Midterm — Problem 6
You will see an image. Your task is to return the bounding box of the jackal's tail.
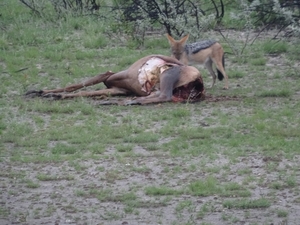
[217,53,225,81]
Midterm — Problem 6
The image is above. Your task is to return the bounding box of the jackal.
[166,34,228,89]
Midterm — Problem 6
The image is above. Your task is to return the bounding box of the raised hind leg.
[204,58,217,88]
[211,52,228,89]
[213,61,228,89]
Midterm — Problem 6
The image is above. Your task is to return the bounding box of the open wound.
[172,78,205,102]
[138,57,172,94]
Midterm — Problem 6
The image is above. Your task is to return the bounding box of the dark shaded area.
[19,0,100,16]
[172,78,205,102]
[115,0,225,36]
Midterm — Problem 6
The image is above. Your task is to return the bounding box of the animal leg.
[25,71,115,97]
[123,90,161,105]
[43,71,115,94]
[43,87,131,99]
[124,92,170,105]
[212,53,228,89]
[125,67,180,105]
[205,59,216,88]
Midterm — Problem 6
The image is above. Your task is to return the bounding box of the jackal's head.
[166,34,189,61]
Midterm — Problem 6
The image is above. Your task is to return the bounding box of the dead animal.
[25,55,205,105]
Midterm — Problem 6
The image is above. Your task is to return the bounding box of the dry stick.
[240,30,251,55]
[250,24,270,46]
[218,29,252,56]
[274,24,291,39]
[19,0,41,17]
[217,29,238,56]
[15,68,29,73]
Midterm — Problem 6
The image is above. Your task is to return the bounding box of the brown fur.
[25,55,205,105]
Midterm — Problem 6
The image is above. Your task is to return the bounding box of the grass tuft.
[123,132,160,143]
[51,143,77,154]
[257,89,292,98]
[277,209,288,217]
[262,40,288,54]
[250,57,267,66]
[144,186,183,196]
[223,198,270,209]
[188,177,220,196]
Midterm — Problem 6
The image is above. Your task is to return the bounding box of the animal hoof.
[98,100,118,105]
[25,90,43,97]
[42,93,62,100]
[123,100,141,106]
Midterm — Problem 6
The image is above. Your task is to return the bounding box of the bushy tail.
[217,53,225,81]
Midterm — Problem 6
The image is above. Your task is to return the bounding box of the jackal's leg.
[205,59,216,88]
[212,55,228,89]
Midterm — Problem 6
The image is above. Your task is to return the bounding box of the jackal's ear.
[165,33,176,44]
[179,34,189,45]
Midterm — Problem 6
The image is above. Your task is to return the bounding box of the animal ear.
[179,34,189,45]
[166,33,176,45]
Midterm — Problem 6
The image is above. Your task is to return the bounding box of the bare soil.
[1,147,299,225]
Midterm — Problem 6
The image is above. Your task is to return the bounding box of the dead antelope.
[166,34,228,89]
[26,55,205,105]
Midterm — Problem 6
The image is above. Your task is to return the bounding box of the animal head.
[166,34,189,60]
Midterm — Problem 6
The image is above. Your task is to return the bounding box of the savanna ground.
[1,1,300,225]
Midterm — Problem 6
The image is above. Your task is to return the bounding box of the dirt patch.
[204,94,242,102]
[1,147,299,225]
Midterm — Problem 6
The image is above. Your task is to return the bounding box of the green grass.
[223,198,271,209]
[287,41,300,60]
[123,132,160,143]
[37,173,74,181]
[1,1,300,224]
[228,69,245,79]
[145,186,183,196]
[257,89,292,98]
[250,57,267,66]
[262,40,289,54]
[25,180,40,189]
[277,209,288,217]
[0,207,9,217]
[188,177,220,196]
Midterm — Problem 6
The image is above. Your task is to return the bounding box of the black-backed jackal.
[166,34,228,89]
